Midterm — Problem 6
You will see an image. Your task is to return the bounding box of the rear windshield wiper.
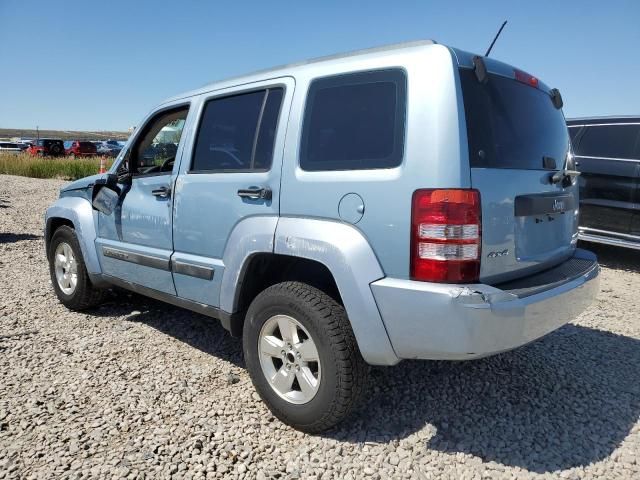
[551,153,580,187]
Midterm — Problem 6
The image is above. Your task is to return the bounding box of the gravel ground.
[0,173,639,480]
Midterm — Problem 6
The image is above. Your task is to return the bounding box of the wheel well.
[229,254,342,337]
[45,217,74,258]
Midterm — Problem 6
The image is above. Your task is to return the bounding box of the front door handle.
[151,186,171,198]
[237,186,272,200]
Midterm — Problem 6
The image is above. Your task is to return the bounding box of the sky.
[0,0,638,132]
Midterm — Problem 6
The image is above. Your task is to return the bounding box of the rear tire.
[243,281,368,433]
[48,226,106,310]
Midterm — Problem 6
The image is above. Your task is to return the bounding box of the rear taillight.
[410,189,481,283]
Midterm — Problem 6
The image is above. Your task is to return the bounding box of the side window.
[130,106,189,176]
[574,124,640,160]
[300,69,406,171]
[191,87,284,172]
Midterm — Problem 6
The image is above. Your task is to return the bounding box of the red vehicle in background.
[65,140,97,158]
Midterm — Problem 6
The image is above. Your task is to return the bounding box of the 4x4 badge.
[487,249,509,258]
[553,199,565,212]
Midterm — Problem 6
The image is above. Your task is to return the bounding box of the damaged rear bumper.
[370,249,600,361]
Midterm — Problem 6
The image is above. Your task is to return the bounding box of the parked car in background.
[567,116,640,249]
[93,141,121,157]
[65,140,98,158]
[27,139,65,157]
[0,142,23,153]
[45,40,599,432]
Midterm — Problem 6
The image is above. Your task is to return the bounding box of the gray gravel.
[1,173,639,480]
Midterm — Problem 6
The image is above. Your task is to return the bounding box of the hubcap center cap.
[286,352,296,364]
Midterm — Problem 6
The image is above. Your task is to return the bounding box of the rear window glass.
[459,68,569,170]
[79,142,95,148]
[573,124,640,160]
[300,69,406,171]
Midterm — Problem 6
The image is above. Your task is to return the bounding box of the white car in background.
[0,142,23,153]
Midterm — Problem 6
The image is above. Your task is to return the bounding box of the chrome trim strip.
[575,155,640,163]
[568,122,640,127]
[102,246,170,271]
[578,232,640,251]
[579,227,640,241]
[172,259,215,280]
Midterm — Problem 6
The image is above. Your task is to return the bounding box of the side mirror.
[91,174,121,215]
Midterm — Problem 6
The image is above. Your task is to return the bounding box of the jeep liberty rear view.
[45,41,599,432]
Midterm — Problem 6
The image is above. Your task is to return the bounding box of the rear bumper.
[370,248,599,361]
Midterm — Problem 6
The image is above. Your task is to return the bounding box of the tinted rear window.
[79,142,95,148]
[300,69,406,171]
[460,68,569,170]
[573,124,640,160]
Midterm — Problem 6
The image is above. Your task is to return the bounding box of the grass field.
[0,153,113,180]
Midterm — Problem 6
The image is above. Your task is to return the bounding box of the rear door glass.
[459,68,569,170]
[191,87,283,172]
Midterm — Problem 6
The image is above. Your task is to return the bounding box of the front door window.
[126,107,188,176]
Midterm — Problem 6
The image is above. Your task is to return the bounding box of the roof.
[161,39,437,105]
[567,116,640,126]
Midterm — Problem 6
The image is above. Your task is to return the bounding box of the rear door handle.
[151,186,171,198]
[237,186,272,200]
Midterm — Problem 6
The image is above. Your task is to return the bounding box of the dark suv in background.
[568,117,640,250]
[27,139,66,157]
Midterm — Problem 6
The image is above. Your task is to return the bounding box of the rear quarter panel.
[279,44,469,279]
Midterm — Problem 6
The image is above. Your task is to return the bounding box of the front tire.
[48,226,106,310]
[243,281,368,433]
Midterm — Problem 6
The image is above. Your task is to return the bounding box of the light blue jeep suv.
[45,40,600,432]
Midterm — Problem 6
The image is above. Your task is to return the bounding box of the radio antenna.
[485,20,507,57]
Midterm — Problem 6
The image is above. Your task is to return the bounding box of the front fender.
[44,197,101,275]
[273,217,399,366]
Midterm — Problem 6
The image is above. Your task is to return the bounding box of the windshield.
[459,68,569,170]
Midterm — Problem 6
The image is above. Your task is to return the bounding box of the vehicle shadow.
[86,290,639,473]
[89,291,244,368]
[580,240,640,274]
[328,324,640,473]
[0,233,41,244]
